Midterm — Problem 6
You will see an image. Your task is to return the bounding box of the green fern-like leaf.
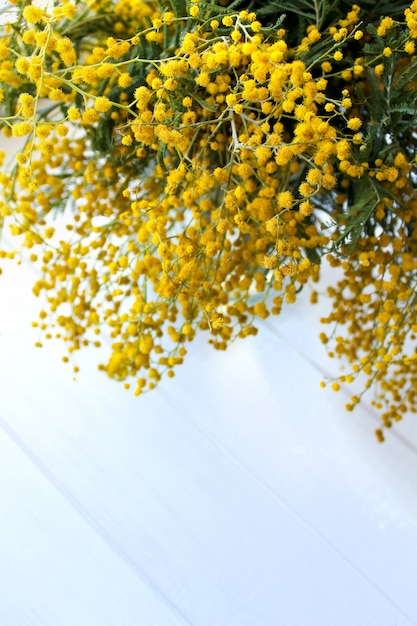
[333,179,379,254]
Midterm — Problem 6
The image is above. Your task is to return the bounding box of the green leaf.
[333,179,379,255]
[304,245,321,265]
[170,0,187,18]
[157,142,168,172]
[389,105,417,117]
[192,93,218,112]
[90,116,115,153]
[392,60,417,95]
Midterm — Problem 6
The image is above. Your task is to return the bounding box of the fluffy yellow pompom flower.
[94,97,112,113]
[347,117,362,131]
[23,5,44,24]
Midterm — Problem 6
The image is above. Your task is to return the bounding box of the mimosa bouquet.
[1,0,417,440]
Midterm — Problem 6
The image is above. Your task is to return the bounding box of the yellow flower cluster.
[1,0,417,437]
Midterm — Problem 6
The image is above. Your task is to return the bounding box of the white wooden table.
[0,150,416,625]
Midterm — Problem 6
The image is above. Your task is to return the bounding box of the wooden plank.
[0,426,192,626]
[1,220,417,625]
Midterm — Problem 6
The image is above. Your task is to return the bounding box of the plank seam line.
[0,414,193,626]
[160,387,415,625]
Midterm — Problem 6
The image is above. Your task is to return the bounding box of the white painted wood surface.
[0,147,417,624]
